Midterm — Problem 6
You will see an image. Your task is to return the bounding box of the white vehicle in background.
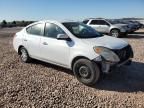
[83,18,129,38]
[13,20,133,86]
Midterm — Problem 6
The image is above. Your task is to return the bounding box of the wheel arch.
[18,45,24,55]
[110,28,120,32]
[71,56,102,73]
[71,56,90,70]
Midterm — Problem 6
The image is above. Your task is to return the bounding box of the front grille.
[113,45,133,63]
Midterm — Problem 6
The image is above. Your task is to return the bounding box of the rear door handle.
[24,39,27,41]
[43,42,48,45]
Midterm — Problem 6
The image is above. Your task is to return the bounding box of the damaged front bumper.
[93,56,132,73]
[93,44,133,73]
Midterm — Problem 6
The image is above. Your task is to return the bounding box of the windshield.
[62,22,103,38]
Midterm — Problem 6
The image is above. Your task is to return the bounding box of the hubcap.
[111,30,118,37]
[21,49,27,61]
[79,66,91,78]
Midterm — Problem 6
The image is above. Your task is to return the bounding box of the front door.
[98,20,110,33]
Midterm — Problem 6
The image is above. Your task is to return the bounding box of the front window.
[44,23,66,38]
[90,20,99,25]
[62,22,103,38]
[90,20,109,25]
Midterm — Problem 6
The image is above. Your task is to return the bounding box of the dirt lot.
[0,27,144,108]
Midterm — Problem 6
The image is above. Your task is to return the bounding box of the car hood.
[81,35,128,49]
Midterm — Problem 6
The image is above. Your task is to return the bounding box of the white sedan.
[13,20,133,86]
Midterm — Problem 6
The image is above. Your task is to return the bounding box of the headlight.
[93,46,120,62]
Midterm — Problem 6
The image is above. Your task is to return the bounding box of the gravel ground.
[0,27,144,108]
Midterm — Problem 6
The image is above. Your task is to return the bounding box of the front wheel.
[73,59,100,86]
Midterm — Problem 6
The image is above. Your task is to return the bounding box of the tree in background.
[0,20,35,28]
[1,20,7,27]
[12,21,16,27]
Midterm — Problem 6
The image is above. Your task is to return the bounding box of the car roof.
[37,20,61,24]
[83,18,106,21]
[25,20,81,28]
[36,20,80,24]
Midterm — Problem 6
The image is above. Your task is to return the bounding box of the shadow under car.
[31,59,144,93]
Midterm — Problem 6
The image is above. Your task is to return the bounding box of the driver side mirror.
[57,34,71,41]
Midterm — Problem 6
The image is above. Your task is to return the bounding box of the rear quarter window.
[26,23,43,36]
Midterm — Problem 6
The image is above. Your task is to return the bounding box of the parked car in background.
[83,18,129,38]
[110,19,140,33]
[127,20,143,29]
[13,20,133,86]
[134,20,144,28]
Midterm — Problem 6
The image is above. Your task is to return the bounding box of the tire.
[123,33,128,37]
[110,29,120,38]
[19,47,31,63]
[73,59,100,86]
[120,33,128,38]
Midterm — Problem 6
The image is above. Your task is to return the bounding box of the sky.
[0,0,144,22]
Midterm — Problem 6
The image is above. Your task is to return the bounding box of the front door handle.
[43,42,48,45]
[24,39,27,41]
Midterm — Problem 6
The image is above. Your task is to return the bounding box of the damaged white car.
[13,20,133,86]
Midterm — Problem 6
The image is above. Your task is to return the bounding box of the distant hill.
[122,18,144,20]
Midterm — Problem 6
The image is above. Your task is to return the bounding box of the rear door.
[24,23,44,58]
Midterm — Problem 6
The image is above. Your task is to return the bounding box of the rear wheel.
[73,59,100,86]
[19,47,31,63]
[110,29,120,38]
